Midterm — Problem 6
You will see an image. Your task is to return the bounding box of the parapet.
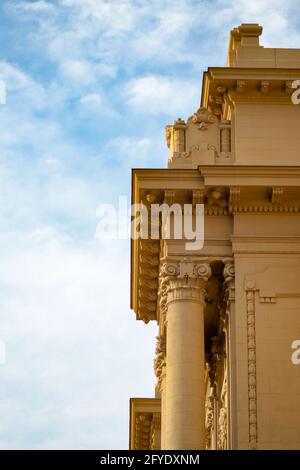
[227,23,300,68]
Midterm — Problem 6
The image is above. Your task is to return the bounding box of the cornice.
[199,165,300,186]
[207,67,300,81]
[232,236,300,254]
[201,67,300,116]
[232,236,300,243]
[132,168,204,190]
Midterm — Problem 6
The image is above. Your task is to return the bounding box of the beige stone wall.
[234,253,300,449]
[256,296,300,449]
[234,104,300,165]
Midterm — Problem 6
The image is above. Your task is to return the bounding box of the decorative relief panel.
[244,279,258,450]
[166,107,234,167]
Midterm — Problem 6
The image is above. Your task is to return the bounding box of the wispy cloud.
[124,75,199,117]
[12,0,56,13]
[0,230,157,449]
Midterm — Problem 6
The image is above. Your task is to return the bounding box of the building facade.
[129,24,300,450]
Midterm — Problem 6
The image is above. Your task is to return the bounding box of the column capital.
[222,257,235,306]
[161,258,211,280]
[160,258,211,305]
[223,257,235,285]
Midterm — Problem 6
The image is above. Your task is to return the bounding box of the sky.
[0,0,300,450]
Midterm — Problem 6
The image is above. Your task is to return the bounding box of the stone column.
[161,259,211,450]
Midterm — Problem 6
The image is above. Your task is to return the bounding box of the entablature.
[201,67,300,118]
[131,167,300,323]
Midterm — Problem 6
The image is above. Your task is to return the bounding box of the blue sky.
[0,0,300,450]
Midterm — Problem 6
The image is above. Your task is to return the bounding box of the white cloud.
[61,0,136,35]
[0,231,157,449]
[12,1,55,12]
[207,0,300,48]
[59,59,96,86]
[0,61,49,114]
[80,93,103,109]
[0,61,34,91]
[124,75,199,117]
[56,58,116,102]
[7,0,300,74]
[0,91,159,447]
[102,136,155,165]
[78,92,120,120]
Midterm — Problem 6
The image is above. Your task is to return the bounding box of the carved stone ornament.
[229,187,240,205]
[271,186,283,205]
[159,259,211,307]
[135,413,152,450]
[236,80,246,94]
[188,107,218,130]
[174,117,186,127]
[260,80,270,94]
[285,80,294,95]
[206,187,228,208]
[218,407,227,450]
[223,260,235,285]
[218,375,228,450]
[153,335,166,394]
[138,239,159,324]
[205,395,214,450]
[150,414,161,450]
[165,126,172,148]
[244,279,258,450]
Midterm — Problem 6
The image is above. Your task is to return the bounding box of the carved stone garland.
[153,334,166,397]
[218,375,228,450]
[205,394,214,450]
